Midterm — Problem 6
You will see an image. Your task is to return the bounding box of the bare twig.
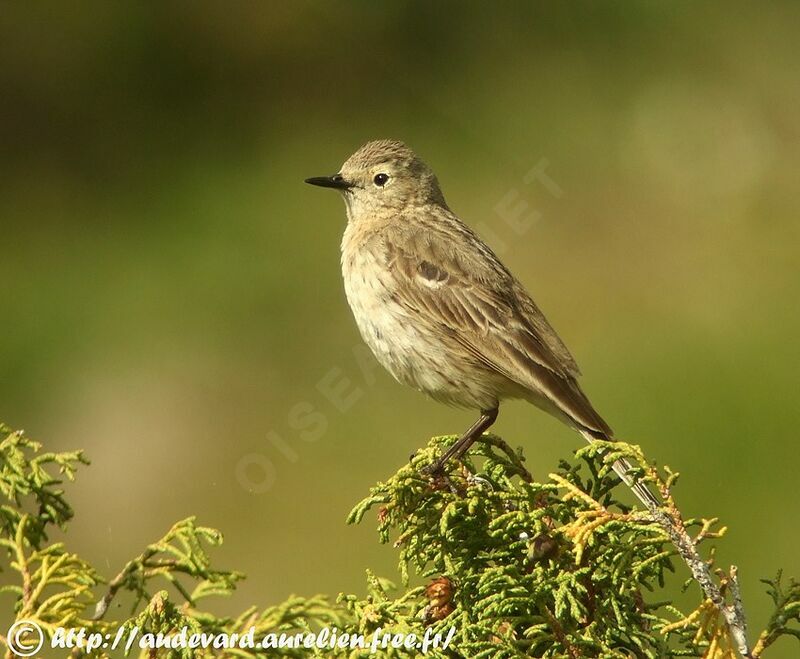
[587,436,754,658]
[92,548,157,620]
[729,566,750,656]
[652,504,751,657]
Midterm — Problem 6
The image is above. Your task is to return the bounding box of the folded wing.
[384,215,612,437]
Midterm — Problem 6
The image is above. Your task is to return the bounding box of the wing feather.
[384,215,612,436]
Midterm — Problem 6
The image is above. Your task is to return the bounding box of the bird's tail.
[578,429,661,511]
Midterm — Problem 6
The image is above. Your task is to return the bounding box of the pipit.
[306,140,655,506]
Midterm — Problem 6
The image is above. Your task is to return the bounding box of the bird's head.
[305,139,447,216]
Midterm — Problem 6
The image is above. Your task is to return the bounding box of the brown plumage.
[378,210,612,438]
[306,140,646,487]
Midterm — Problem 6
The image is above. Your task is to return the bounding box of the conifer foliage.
[0,423,797,658]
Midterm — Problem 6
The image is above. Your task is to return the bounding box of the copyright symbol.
[7,619,44,657]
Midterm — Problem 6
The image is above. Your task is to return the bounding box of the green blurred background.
[1,2,797,655]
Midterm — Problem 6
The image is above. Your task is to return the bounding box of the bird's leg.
[423,407,499,475]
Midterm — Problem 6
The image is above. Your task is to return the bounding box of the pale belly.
[341,249,504,410]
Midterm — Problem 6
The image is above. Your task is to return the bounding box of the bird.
[305,139,657,508]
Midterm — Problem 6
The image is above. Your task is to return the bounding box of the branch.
[588,440,753,657]
[92,547,157,620]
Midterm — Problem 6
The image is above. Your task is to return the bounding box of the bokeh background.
[1,2,798,655]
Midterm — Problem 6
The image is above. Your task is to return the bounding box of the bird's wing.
[383,214,611,436]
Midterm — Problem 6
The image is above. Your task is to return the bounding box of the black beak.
[304,173,352,190]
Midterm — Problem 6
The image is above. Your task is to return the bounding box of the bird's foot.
[417,459,457,494]
[419,459,446,477]
[428,472,460,495]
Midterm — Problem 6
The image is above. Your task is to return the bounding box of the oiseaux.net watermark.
[6,619,456,656]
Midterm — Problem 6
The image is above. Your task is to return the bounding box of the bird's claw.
[420,461,445,477]
[420,460,471,496]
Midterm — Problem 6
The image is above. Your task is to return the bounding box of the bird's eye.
[373,173,389,187]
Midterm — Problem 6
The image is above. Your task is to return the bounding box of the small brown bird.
[306,140,654,505]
